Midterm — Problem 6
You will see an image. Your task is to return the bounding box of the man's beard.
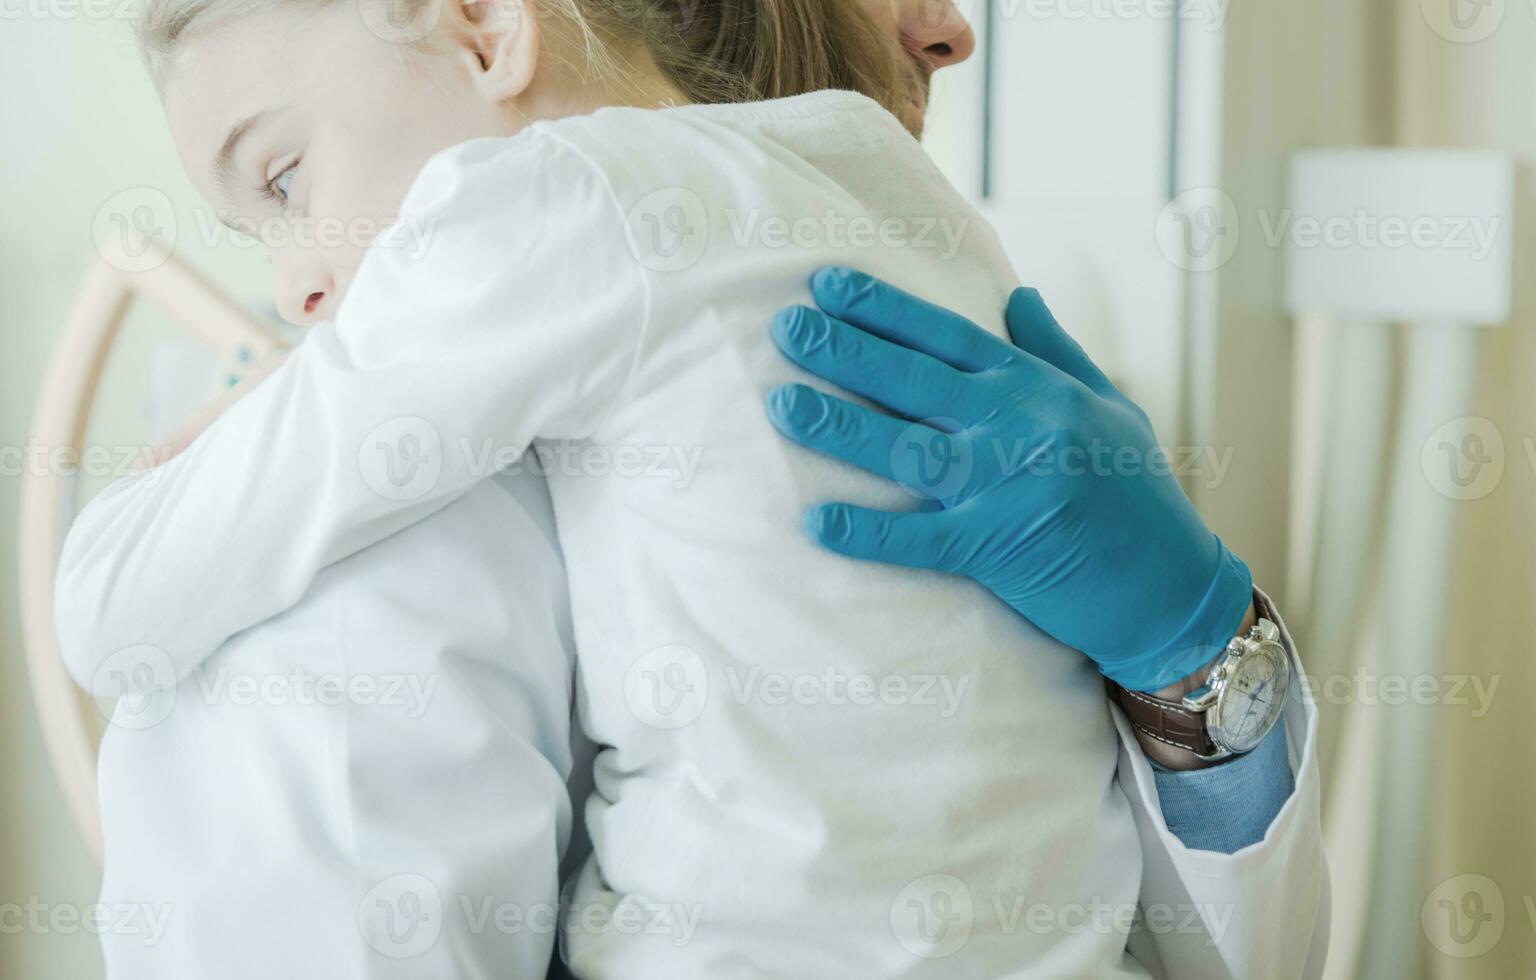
[895,63,933,138]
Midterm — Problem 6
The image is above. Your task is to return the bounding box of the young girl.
[58,0,1157,977]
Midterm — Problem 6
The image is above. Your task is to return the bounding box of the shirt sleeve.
[1152,719,1294,853]
[54,130,649,695]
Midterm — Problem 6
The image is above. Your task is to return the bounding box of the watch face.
[1209,643,1289,754]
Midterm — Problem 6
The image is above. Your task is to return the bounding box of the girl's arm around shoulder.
[55,131,650,692]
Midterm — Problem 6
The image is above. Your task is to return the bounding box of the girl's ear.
[458,0,540,101]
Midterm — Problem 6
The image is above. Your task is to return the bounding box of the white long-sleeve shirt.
[57,90,1325,978]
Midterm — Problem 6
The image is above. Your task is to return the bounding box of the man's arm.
[1114,591,1327,978]
[1136,601,1258,770]
[1140,594,1297,850]
[1137,598,1299,854]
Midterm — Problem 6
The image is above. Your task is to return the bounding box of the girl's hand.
[132,349,290,471]
[764,268,1253,693]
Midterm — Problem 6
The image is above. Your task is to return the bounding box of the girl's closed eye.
[262,155,301,205]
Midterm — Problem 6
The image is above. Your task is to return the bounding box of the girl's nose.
[275,263,336,326]
[901,0,977,70]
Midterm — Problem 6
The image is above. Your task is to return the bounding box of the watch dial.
[1212,647,1287,754]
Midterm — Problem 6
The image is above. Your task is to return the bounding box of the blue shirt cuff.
[1152,721,1293,853]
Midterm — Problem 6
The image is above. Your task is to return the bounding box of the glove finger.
[810,266,1015,373]
[771,306,978,424]
[1005,288,1120,399]
[768,385,976,503]
[804,503,964,574]
[767,384,960,497]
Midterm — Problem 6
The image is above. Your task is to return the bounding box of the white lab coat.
[87,470,583,980]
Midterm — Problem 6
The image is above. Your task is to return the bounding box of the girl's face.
[163,0,550,324]
[163,0,975,327]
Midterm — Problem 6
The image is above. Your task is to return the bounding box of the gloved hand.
[765,267,1253,692]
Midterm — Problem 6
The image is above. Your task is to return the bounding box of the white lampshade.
[1284,149,1515,325]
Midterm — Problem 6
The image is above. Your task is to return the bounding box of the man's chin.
[896,77,931,138]
[898,107,926,139]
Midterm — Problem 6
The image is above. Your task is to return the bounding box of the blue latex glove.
[765,267,1253,692]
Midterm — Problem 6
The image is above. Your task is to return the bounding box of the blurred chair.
[17,236,283,861]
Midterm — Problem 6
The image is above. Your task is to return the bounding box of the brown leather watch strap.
[1105,680,1218,757]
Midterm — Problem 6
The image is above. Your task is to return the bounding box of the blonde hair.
[136,0,915,118]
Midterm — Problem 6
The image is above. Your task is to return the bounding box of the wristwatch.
[1107,618,1290,761]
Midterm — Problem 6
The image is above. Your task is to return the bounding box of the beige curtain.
[1295,6,1536,977]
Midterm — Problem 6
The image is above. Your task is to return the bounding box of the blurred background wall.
[4,0,1535,976]
[0,13,270,978]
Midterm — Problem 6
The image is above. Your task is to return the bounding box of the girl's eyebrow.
[213,108,277,198]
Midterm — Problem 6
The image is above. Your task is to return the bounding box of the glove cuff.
[1101,539,1255,693]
